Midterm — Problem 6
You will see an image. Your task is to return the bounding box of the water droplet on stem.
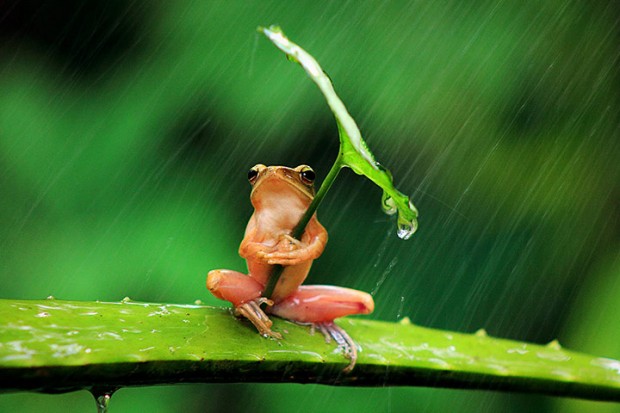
[91,388,116,413]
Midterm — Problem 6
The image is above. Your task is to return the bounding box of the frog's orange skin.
[207,164,374,329]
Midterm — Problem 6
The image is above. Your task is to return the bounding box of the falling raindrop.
[395,295,405,320]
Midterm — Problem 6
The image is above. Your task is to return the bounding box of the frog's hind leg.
[316,322,359,373]
[269,285,374,371]
[207,269,262,306]
[269,285,374,323]
[207,270,282,339]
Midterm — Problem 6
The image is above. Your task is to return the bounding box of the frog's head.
[248,164,315,209]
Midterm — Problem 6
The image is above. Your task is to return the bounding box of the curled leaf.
[260,25,418,239]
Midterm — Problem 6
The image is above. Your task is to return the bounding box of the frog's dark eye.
[247,167,259,184]
[299,166,315,185]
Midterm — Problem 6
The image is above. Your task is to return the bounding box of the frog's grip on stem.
[316,322,358,373]
[234,298,282,339]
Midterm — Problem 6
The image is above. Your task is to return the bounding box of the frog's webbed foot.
[234,298,282,339]
[315,322,358,373]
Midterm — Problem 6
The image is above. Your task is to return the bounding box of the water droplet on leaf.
[375,162,385,172]
[398,316,412,325]
[381,192,419,239]
[397,213,418,240]
[474,328,488,337]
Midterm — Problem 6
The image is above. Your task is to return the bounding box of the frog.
[207,164,374,372]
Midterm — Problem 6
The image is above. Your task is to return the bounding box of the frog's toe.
[316,322,358,373]
[266,257,304,266]
[262,250,306,266]
[235,300,282,339]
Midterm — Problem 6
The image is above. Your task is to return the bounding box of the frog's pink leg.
[207,270,282,339]
[206,269,263,306]
[269,285,374,323]
[269,285,374,372]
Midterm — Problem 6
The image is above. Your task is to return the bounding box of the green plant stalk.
[292,155,343,240]
[259,25,421,298]
[263,155,343,298]
[1,299,619,401]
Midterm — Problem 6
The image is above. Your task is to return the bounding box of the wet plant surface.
[0,1,618,412]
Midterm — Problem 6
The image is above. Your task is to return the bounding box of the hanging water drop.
[91,388,116,413]
[96,393,111,413]
[397,222,414,240]
[396,212,418,240]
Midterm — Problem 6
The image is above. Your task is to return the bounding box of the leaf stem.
[263,155,343,298]
[293,155,343,239]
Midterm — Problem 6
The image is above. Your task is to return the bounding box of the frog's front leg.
[259,219,328,266]
[207,269,282,339]
[269,285,374,372]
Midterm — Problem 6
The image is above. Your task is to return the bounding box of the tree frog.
[207,164,374,371]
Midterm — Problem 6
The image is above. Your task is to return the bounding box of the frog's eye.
[248,165,262,184]
[299,166,315,185]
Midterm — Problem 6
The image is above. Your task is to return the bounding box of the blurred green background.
[0,1,618,412]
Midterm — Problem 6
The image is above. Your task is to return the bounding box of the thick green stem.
[293,156,343,239]
[263,156,344,298]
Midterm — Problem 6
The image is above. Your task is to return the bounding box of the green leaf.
[1,299,620,402]
[259,25,418,239]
